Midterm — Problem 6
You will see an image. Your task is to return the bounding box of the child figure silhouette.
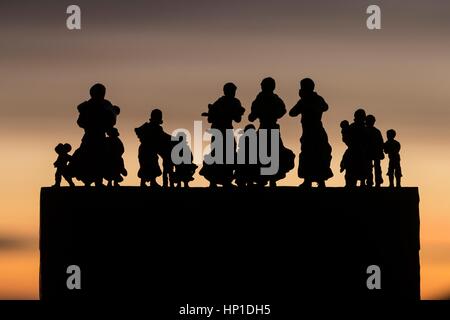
[171,133,198,188]
[339,120,351,186]
[384,129,402,188]
[53,143,75,187]
[105,128,128,187]
[235,124,260,187]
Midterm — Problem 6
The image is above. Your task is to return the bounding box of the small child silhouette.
[105,128,128,187]
[384,129,402,188]
[339,120,351,186]
[171,133,198,188]
[53,143,75,187]
[235,124,259,187]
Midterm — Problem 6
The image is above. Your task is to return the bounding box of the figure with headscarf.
[289,78,333,188]
[69,83,120,186]
[249,77,295,187]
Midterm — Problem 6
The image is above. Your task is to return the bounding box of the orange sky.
[1,0,450,299]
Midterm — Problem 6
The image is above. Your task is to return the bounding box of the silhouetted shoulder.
[316,94,328,111]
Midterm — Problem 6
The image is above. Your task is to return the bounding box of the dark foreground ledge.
[40,187,420,302]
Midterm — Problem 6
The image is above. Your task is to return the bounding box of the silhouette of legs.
[389,175,394,188]
[54,172,62,187]
[374,160,383,187]
[367,160,383,187]
[396,174,402,188]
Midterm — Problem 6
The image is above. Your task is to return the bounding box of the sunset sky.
[1,0,450,299]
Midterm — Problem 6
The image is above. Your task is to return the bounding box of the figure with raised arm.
[200,82,245,187]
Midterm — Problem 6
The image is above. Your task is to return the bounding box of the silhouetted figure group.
[54,84,127,187]
[52,81,403,188]
[135,109,197,187]
[340,109,402,188]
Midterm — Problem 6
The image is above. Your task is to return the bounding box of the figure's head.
[150,108,163,124]
[387,129,396,140]
[354,108,367,123]
[366,115,376,127]
[223,82,237,97]
[112,105,121,115]
[340,120,350,129]
[300,78,315,92]
[107,128,119,138]
[261,77,276,92]
[89,83,106,100]
[55,143,72,154]
[244,124,256,132]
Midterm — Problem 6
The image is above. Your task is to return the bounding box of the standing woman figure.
[249,77,295,187]
[289,78,333,188]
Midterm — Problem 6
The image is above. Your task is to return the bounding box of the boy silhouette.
[384,129,402,188]
[365,115,384,187]
[53,143,75,187]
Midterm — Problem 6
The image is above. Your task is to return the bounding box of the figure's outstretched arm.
[289,100,302,117]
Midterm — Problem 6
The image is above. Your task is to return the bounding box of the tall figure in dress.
[249,77,295,187]
[69,83,119,186]
[289,78,333,188]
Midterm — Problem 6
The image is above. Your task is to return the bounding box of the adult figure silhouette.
[289,78,333,188]
[346,108,371,187]
[365,114,384,187]
[135,109,169,187]
[249,77,295,187]
[200,82,245,187]
[69,83,119,186]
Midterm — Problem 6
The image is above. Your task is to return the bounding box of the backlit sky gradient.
[1,0,450,299]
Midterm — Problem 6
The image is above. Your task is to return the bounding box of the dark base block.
[40,187,420,304]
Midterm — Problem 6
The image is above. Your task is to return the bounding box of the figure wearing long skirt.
[105,128,127,186]
[249,77,295,187]
[289,78,332,188]
[346,109,371,187]
[235,124,260,187]
[69,84,118,186]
